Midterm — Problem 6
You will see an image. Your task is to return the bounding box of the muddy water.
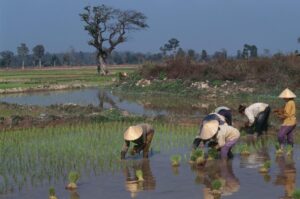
[3,145,300,199]
[0,88,299,120]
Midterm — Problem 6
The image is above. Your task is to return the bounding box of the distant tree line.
[1,39,299,68]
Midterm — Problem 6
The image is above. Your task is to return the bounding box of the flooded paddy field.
[0,122,299,199]
[0,88,299,198]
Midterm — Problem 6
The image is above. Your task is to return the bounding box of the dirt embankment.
[0,83,88,94]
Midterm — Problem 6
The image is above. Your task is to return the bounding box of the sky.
[1,0,300,55]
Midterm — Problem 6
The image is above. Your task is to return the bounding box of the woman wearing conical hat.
[121,123,154,159]
[199,120,240,159]
[275,88,297,149]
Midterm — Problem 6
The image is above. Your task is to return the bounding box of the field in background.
[0,65,137,90]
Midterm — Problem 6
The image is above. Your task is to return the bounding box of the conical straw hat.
[124,126,143,141]
[278,88,296,99]
[199,120,219,140]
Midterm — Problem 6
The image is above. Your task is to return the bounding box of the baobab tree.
[79,4,148,75]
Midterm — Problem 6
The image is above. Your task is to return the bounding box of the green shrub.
[49,187,56,196]
[292,189,300,199]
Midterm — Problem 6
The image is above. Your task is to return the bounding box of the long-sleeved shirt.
[216,124,240,148]
[282,100,296,126]
[121,123,154,157]
[244,103,269,125]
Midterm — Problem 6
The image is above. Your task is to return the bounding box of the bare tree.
[17,43,29,69]
[80,4,148,75]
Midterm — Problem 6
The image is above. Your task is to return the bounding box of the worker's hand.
[244,121,250,127]
[130,148,137,156]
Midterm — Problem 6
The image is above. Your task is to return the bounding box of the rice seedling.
[275,143,284,156]
[170,154,182,167]
[135,170,144,181]
[286,145,293,156]
[259,160,271,173]
[207,148,218,160]
[48,187,58,199]
[211,179,222,195]
[292,189,300,199]
[66,171,80,189]
[240,144,250,156]
[190,149,205,165]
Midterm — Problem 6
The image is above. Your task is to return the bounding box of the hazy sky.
[1,0,300,55]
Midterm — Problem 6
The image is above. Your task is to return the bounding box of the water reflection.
[69,190,80,199]
[274,155,296,199]
[191,160,240,198]
[123,160,156,198]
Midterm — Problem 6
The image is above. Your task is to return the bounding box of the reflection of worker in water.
[124,159,156,198]
[121,123,155,159]
[274,155,296,199]
[196,160,240,198]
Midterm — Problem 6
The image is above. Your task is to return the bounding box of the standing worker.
[275,88,297,149]
[121,123,154,159]
[238,103,271,137]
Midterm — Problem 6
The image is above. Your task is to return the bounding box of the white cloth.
[215,106,230,113]
[216,124,240,148]
[244,103,269,125]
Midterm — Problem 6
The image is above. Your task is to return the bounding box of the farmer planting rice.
[199,120,240,160]
[238,102,271,137]
[121,123,155,159]
[192,112,227,149]
[274,88,297,150]
[215,106,232,125]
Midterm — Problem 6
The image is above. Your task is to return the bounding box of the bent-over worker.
[199,120,240,159]
[121,123,154,159]
[238,102,271,136]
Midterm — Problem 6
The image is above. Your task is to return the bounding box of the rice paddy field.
[0,121,300,199]
[0,66,135,90]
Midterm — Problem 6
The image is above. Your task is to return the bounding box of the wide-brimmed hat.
[278,88,296,99]
[199,120,219,140]
[124,126,143,141]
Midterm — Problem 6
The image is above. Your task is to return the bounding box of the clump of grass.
[259,160,271,173]
[275,143,284,156]
[49,187,58,199]
[292,189,300,199]
[190,149,205,165]
[170,154,182,167]
[207,148,218,160]
[136,170,144,181]
[210,179,222,195]
[66,171,80,189]
[286,145,293,156]
[240,144,250,156]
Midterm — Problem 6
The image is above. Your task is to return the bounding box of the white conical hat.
[278,88,296,99]
[199,120,219,140]
[124,126,143,141]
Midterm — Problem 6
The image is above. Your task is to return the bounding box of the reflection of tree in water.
[274,155,296,199]
[123,159,156,198]
[191,160,240,198]
[98,91,118,110]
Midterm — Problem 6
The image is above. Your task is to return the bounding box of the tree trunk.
[39,59,42,68]
[22,60,25,70]
[98,55,108,75]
